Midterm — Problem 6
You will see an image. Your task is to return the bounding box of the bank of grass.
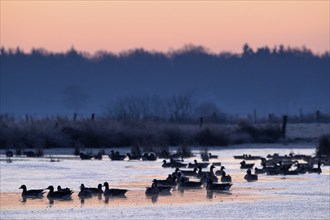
[0,115,283,154]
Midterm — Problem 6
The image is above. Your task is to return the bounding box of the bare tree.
[166,94,195,122]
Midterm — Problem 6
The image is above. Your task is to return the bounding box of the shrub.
[177,144,193,158]
[194,127,229,146]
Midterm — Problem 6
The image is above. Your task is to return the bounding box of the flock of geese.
[18,153,323,202]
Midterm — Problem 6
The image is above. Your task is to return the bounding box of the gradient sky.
[1,1,329,54]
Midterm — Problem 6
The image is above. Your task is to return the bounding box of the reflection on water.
[104,195,127,204]
[47,197,72,207]
[146,195,158,203]
[206,190,233,199]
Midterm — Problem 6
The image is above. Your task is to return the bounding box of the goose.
[46,185,73,199]
[162,160,172,168]
[194,159,209,168]
[240,160,254,169]
[142,152,157,161]
[208,153,218,159]
[103,182,128,197]
[187,160,209,168]
[126,153,141,161]
[212,162,222,167]
[6,150,13,158]
[206,178,232,191]
[152,179,172,194]
[57,185,73,194]
[177,173,203,188]
[78,184,93,198]
[174,167,197,177]
[197,165,216,179]
[19,185,44,198]
[145,181,159,196]
[109,150,126,161]
[80,153,93,160]
[200,173,218,184]
[220,171,232,183]
[254,167,266,174]
[215,166,226,176]
[170,159,187,168]
[154,174,177,187]
[94,152,103,160]
[85,184,103,194]
[244,169,258,182]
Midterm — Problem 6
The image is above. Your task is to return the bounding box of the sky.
[0,0,329,54]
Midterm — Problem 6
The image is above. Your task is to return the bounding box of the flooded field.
[1,143,329,219]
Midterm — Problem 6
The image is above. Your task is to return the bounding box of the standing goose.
[19,185,44,198]
[46,185,73,199]
[103,182,128,197]
[244,169,258,182]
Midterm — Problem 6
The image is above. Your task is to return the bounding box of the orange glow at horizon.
[1,1,329,54]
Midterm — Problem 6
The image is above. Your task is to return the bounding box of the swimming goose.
[174,167,197,177]
[103,182,128,196]
[78,184,93,198]
[154,174,177,187]
[208,153,218,159]
[177,173,203,188]
[145,181,160,196]
[162,160,173,168]
[200,173,218,183]
[19,185,44,198]
[254,167,267,174]
[240,160,255,169]
[46,185,73,199]
[215,166,226,176]
[80,153,93,160]
[244,169,258,182]
[220,171,232,183]
[197,165,216,179]
[109,150,126,161]
[194,159,209,168]
[126,153,141,161]
[57,185,73,194]
[152,179,172,194]
[85,184,103,194]
[212,162,222,167]
[172,168,197,177]
[170,159,187,168]
[206,178,232,191]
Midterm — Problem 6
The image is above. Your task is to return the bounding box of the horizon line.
[1,43,329,57]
